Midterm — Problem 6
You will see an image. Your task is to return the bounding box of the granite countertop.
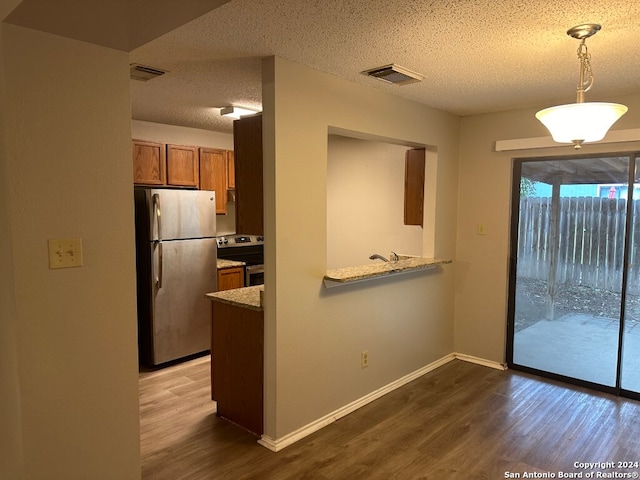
[217,259,246,269]
[323,256,452,287]
[206,285,264,311]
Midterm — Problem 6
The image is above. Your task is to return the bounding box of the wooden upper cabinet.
[227,150,235,190]
[404,148,426,227]
[199,148,228,214]
[234,114,263,235]
[133,140,166,185]
[166,144,199,187]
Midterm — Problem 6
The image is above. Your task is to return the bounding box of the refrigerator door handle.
[152,193,163,241]
[156,241,163,289]
[153,193,164,288]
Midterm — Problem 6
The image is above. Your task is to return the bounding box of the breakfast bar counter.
[323,256,452,288]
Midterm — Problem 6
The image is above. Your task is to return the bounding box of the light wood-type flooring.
[140,356,640,479]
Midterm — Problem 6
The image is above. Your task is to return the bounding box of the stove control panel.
[217,234,264,248]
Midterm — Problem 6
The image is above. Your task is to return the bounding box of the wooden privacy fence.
[517,197,640,295]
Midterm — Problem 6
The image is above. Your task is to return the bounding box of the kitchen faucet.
[369,252,399,263]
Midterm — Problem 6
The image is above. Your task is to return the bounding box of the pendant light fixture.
[535,24,628,149]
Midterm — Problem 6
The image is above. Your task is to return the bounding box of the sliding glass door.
[621,173,640,394]
[508,154,640,398]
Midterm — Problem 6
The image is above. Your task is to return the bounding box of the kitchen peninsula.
[206,285,264,435]
[324,256,452,288]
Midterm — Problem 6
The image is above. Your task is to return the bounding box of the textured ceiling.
[128,0,640,134]
[4,0,232,51]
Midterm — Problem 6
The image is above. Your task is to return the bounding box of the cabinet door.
[234,114,263,235]
[199,148,228,214]
[217,266,244,291]
[211,301,263,435]
[404,148,425,227]
[227,150,235,189]
[133,140,166,185]
[166,144,199,187]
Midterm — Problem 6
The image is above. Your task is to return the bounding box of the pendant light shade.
[536,24,628,149]
[536,102,628,146]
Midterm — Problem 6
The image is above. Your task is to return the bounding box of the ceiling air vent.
[130,64,168,82]
[362,64,423,85]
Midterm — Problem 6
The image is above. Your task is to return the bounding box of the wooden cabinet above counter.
[199,148,232,214]
[166,144,199,188]
[233,114,263,235]
[133,139,235,214]
[132,140,166,185]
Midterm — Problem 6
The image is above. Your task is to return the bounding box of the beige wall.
[1,24,140,479]
[455,92,640,364]
[0,3,23,477]
[131,119,233,149]
[262,56,460,440]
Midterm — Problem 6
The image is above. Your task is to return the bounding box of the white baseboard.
[453,352,507,371]
[258,352,504,452]
[259,353,455,452]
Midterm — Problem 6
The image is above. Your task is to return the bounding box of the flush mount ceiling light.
[535,24,628,149]
[219,106,259,119]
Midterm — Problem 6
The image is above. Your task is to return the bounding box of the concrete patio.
[514,314,640,392]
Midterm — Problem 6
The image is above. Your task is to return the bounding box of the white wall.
[1,24,140,479]
[262,56,460,441]
[131,119,236,234]
[327,135,424,269]
[455,92,640,364]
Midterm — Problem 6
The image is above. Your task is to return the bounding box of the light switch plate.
[477,223,487,235]
[48,238,83,269]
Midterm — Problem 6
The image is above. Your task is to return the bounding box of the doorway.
[507,153,640,399]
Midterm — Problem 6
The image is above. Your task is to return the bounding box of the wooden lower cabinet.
[217,266,244,291]
[211,301,263,435]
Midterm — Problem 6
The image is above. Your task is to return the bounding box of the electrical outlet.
[361,350,369,369]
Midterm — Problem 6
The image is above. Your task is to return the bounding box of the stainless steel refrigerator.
[134,187,217,366]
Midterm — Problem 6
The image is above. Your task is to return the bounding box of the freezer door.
[148,189,216,241]
[150,237,217,365]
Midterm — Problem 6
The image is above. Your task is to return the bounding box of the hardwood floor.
[140,356,640,479]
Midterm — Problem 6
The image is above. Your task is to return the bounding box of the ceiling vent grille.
[362,64,423,85]
[130,64,167,81]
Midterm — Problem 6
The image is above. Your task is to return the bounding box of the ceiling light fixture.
[219,106,259,119]
[535,24,628,149]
